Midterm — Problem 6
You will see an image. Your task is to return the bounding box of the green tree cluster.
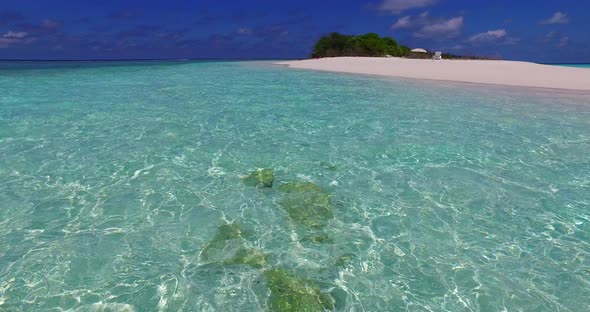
[311,32,411,58]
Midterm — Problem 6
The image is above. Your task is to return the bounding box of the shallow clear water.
[1,61,590,311]
[548,63,590,68]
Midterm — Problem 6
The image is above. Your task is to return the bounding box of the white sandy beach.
[277,57,590,91]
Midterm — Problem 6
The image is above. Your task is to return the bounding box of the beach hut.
[409,48,430,59]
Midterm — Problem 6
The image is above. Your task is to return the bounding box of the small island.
[276,32,590,91]
[311,32,490,60]
[311,32,411,58]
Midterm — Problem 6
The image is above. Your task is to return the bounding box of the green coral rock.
[277,182,334,228]
[319,292,336,310]
[277,182,323,193]
[301,232,334,244]
[335,253,355,267]
[243,168,274,188]
[213,223,243,241]
[201,223,243,262]
[226,247,267,268]
[201,223,265,268]
[265,269,334,312]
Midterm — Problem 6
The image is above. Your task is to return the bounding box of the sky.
[0,0,588,62]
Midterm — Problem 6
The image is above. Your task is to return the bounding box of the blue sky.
[0,0,588,62]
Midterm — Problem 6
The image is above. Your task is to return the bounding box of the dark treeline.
[311,32,411,58]
[312,32,499,60]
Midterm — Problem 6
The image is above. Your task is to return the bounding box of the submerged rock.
[225,247,267,268]
[265,268,334,312]
[277,182,323,193]
[277,182,334,228]
[213,223,243,240]
[300,232,334,244]
[200,223,243,263]
[201,222,266,268]
[319,292,336,310]
[242,168,274,188]
[334,253,355,267]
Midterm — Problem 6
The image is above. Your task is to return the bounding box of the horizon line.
[0,57,299,62]
[0,58,587,65]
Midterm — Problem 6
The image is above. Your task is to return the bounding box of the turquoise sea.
[1,60,590,311]
[549,63,590,68]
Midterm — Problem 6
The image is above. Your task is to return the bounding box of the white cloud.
[467,29,518,46]
[469,29,507,42]
[391,14,463,39]
[379,0,438,14]
[541,11,569,24]
[2,31,28,39]
[391,16,412,29]
[0,31,31,48]
[558,36,569,47]
[415,16,463,38]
